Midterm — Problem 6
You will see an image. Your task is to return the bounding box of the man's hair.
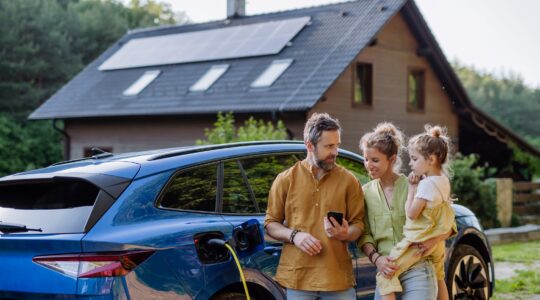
[303,113,341,145]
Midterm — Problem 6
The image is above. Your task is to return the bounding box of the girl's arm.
[406,185,427,219]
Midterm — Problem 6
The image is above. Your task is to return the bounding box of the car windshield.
[0,179,100,234]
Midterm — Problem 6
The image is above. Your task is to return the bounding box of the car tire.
[212,292,250,300]
[446,244,490,300]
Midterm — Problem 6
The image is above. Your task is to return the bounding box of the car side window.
[222,161,257,214]
[336,156,370,185]
[241,153,303,213]
[160,163,218,212]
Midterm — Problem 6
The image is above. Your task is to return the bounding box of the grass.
[491,241,540,299]
[492,240,540,263]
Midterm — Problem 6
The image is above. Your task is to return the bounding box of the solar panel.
[99,16,310,71]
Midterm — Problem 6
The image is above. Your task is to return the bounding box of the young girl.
[377,124,455,300]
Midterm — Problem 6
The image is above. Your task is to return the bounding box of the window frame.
[218,152,305,216]
[407,67,426,112]
[155,151,306,215]
[156,162,221,214]
[351,62,373,108]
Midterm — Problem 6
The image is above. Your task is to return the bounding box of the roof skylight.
[189,65,229,92]
[251,59,293,88]
[122,70,161,96]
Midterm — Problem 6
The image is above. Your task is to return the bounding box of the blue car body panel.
[0,234,83,295]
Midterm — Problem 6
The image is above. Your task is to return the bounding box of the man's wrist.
[289,229,300,245]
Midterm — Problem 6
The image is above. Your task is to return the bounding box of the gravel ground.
[495,261,540,280]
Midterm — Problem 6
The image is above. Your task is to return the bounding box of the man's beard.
[315,155,336,171]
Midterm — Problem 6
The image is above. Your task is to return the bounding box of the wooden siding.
[65,113,306,159]
[311,13,459,153]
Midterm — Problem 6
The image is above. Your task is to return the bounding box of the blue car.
[0,141,493,299]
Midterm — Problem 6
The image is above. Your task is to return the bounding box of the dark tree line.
[0,0,181,176]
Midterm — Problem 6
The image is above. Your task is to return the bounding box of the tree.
[453,62,540,149]
[0,115,62,176]
[0,0,81,119]
[196,112,289,145]
[0,0,181,175]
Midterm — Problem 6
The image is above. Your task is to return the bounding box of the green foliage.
[196,112,288,145]
[450,153,499,228]
[510,144,540,179]
[336,157,370,185]
[0,0,179,174]
[0,0,178,120]
[0,115,62,176]
[453,62,540,153]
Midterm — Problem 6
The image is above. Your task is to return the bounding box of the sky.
[159,0,540,88]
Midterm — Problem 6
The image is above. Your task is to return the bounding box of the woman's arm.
[412,229,454,256]
[361,243,398,278]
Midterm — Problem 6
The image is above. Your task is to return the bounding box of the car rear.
[0,161,140,299]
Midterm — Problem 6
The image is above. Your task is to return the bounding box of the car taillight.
[33,250,155,278]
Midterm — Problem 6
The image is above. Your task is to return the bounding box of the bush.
[450,153,499,228]
[0,115,62,176]
[196,112,288,145]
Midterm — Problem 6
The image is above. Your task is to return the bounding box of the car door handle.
[263,246,282,255]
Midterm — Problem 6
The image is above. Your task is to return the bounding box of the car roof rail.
[50,152,114,166]
[148,140,303,161]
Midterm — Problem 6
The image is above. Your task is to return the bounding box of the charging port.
[194,232,229,264]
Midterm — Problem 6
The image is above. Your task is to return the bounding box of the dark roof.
[29,0,405,120]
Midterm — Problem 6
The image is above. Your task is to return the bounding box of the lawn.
[491,241,540,300]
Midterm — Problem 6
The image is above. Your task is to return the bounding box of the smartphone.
[327,211,344,227]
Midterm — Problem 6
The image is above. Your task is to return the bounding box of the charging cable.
[208,239,251,300]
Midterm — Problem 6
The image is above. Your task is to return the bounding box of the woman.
[357,123,453,300]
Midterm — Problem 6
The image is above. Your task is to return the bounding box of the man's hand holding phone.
[324,211,350,241]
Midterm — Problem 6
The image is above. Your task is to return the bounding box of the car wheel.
[447,244,490,300]
[212,292,250,300]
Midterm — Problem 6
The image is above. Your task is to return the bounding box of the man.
[265,113,365,299]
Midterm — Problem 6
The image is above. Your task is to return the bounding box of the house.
[30,0,540,178]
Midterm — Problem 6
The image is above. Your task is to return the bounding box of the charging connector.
[206,238,250,300]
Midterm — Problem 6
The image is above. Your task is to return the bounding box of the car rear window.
[0,179,100,234]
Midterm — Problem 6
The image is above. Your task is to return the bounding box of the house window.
[408,68,425,111]
[353,63,373,107]
[189,65,229,92]
[251,59,293,88]
[83,147,113,157]
[123,70,160,96]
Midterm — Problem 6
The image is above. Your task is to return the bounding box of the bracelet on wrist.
[368,249,378,263]
[289,229,300,245]
[373,254,382,265]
